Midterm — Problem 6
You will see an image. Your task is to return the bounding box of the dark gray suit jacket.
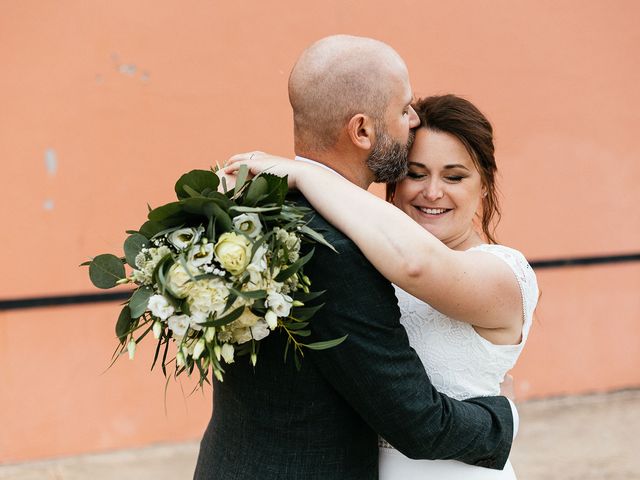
[194,195,513,479]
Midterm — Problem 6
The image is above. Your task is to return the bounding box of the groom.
[194,35,516,479]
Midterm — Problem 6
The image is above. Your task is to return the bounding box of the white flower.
[250,319,270,341]
[166,263,195,298]
[147,294,175,320]
[189,312,207,331]
[127,339,136,359]
[187,278,229,317]
[265,310,278,330]
[188,243,214,267]
[233,213,262,238]
[192,338,206,360]
[218,329,232,343]
[214,232,252,275]
[204,327,216,343]
[232,327,253,344]
[235,308,261,328]
[176,351,185,367]
[152,321,163,339]
[167,314,190,337]
[168,227,203,251]
[266,292,293,318]
[221,343,235,364]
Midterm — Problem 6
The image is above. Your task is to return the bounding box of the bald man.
[194,35,515,480]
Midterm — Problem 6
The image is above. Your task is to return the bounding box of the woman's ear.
[346,114,375,151]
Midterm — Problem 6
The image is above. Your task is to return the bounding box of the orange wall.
[1,0,639,464]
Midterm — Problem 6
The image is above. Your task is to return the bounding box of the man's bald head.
[289,35,408,153]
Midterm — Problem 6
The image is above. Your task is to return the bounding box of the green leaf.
[304,335,348,350]
[139,220,166,238]
[299,225,337,253]
[129,286,153,318]
[229,205,281,214]
[291,303,325,321]
[175,170,219,200]
[147,202,184,223]
[234,164,249,197]
[275,248,315,282]
[198,306,246,327]
[243,176,268,206]
[89,254,126,289]
[182,184,202,198]
[124,233,149,268]
[79,260,91,267]
[115,305,133,343]
[284,321,309,330]
[291,329,311,337]
[293,290,326,303]
[229,288,267,300]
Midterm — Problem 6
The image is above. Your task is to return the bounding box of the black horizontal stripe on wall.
[1,253,639,311]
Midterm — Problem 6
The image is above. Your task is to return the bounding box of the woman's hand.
[225,151,303,189]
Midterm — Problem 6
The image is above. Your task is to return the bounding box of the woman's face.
[393,128,485,249]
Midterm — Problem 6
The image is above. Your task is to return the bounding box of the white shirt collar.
[295,155,341,176]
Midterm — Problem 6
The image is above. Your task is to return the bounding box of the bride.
[226,94,538,479]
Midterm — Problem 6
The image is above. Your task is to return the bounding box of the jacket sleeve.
[305,235,514,469]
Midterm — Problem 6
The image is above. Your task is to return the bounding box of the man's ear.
[346,114,375,151]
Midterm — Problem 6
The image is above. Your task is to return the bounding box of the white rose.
[168,227,203,251]
[266,292,293,318]
[221,343,235,364]
[214,232,252,275]
[233,213,263,238]
[167,314,190,337]
[250,319,270,341]
[147,294,175,320]
[166,263,195,298]
[188,243,214,267]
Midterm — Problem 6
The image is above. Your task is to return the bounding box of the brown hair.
[387,94,501,244]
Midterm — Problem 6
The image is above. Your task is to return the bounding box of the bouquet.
[84,166,345,386]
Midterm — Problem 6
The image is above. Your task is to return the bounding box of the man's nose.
[408,106,420,128]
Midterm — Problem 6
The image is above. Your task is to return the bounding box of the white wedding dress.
[379,244,539,479]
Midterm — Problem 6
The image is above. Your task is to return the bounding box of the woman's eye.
[406,171,425,179]
[445,176,464,182]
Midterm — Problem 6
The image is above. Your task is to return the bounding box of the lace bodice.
[380,244,538,449]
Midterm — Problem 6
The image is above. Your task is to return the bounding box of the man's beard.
[366,127,415,183]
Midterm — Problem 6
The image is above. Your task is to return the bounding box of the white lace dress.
[379,244,539,479]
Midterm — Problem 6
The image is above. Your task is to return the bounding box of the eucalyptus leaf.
[234,164,249,196]
[275,248,315,282]
[299,225,337,253]
[175,170,219,200]
[115,305,133,343]
[305,335,348,350]
[229,288,267,300]
[243,176,268,206]
[129,286,153,318]
[124,233,149,268]
[230,205,282,214]
[139,220,166,238]
[198,306,245,328]
[89,254,126,289]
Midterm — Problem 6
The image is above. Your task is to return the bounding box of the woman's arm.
[226,153,523,339]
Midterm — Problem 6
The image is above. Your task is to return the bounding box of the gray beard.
[366,129,415,183]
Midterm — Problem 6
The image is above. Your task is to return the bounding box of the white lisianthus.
[168,227,203,251]
[214,344,222,361]
[189,312,207,331]
[204,327,216,343]
[188,243,214,267]
[176,351,185,368]
[233,213,262,238]
[147,294,175,320]
[192,338,206,360]
[221,343,235,364]
[166,263,195,298]
[265,310,278,330]
[152,321,163,339]
[127,339,136,359]
[266,292,293,318]
[214,232,252,275]
[235,308,261,328]
[250,319,270,341]
[232,327,253,344]
[167,314,190,337]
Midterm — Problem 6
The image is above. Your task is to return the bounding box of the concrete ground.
[1,390,638,479]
